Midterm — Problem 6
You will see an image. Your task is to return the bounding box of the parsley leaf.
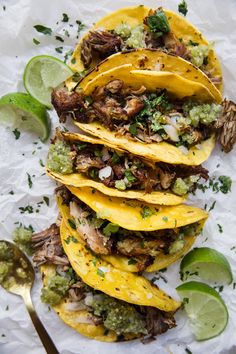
[178,0,188,16]
[33,38,40,45]
[62,13,69,22]
[27,173,33,189]
[68,219,76,230]
[103,223,119,237]
[33,25,52,35]
[12,128,20,140]
[146,9,170,36]
[43,196,49,206]
[219,176,232,194]
[55,35,64,42]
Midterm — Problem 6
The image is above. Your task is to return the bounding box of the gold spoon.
[0,240,59,354]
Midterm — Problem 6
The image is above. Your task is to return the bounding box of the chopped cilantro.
[103,223,119,237]
[124,170,136,183]
[39,159,45,167]
[111,152,120,164]
[129,123,138,135]
[178,0,188,16]
[71,57,76,64]
[27,173,33,189]
[188,39,198,46]
[9,190,14,195]
[65,235,78,244]
[33,38,40,45]
[33,25,52,35]
[217,224,223,233]
[62,13,69,22]
[68,219,76,229]
[128,258,137,265]
[12,128,20,140]
[55,35,64,42]
[140,206,155,219]
[76,20,86,34]
[185,349,192,354]
[97,268,105,278]
[43,196,49,206]
[63,49,73,63]
[146,9,170,36]
[219,176,232,194]
[162,216,169,222]
[55,47,63,54]
[208,201,216,212]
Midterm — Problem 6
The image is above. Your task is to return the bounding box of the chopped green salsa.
[12,226,33,256]
[41,275,70,306]
[47,140,73,174]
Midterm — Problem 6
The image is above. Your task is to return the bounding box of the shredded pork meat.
[32,223,69,266]
[215,99,236,152]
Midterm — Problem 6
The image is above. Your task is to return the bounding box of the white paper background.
[0,0,236,353]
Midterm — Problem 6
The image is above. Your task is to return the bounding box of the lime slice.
[0,92,50,141]
[23,55,73,108]
[180,247,233,284]
[177,281,228,340]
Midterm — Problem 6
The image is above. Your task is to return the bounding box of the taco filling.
[47,130,208,196]
[32,225,176,340]
[52,80,232,150]
[52,187,202,272]
[80,7,218,83]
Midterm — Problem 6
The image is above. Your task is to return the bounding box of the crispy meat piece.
[32,224,69,266]
[124,97,145,117]
[93,98,128,124]
[70,201,113,255]
[75,153,105,173]
[159,169,176,189]
[163,32,190,59]
[145,308,176,337]
[51,87,83,122]
[174,164,209,180]
[116,236,169,257]
[105,79,124,94]
[80,30,122,68]
[215,99,236,152]
[134,256,154,272]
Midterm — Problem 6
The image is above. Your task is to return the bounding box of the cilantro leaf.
[146,9,170,36]
[178,0,188,16]
[140,206,155,219]
[103,223,119,237]
[12,128,20,140]
[33,25,52,35]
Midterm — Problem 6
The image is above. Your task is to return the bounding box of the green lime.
[177,281,228,341]
[23,55,73,108]
[0,92,50,141]
[180,247,233,284]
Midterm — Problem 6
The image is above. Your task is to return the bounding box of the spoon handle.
[22,290,60,354]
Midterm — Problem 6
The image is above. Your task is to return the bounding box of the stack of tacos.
[35,5,236,342]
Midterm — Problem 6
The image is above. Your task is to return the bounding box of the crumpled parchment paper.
[0,0,236,353]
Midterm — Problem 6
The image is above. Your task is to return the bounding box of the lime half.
[0,92,50,141]
[23,55,73,108]
[177,281,228,341]
[180,247,233,284]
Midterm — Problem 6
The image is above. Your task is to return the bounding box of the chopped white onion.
[101,147,110,161]
[64,301,87,312]
[163,124,180,142]
[69,201,80,220]
[75,314,95,325]
[84,293,94,307]
[195,144,202,150]
[98,166,113,180]
[178,145,189,155]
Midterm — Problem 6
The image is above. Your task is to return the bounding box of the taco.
[55,186,208,273]
[69,6,222,91]
[34,223,179,342]
[46,129,209,205]
[67,49,221,103]
[52,65,235,165]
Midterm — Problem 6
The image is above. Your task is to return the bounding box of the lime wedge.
[23,55,73,108]
[180,247,233,284]
[177,281,228,340]
[0,92,50,141]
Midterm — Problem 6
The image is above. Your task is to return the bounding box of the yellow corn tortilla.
[59,186,207,272]
[67,186,208,231]
[68,5,222,92]
[46,131,186,205]
[73,64,217,166]
[57,199,181,312]
[69,50,222,103]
